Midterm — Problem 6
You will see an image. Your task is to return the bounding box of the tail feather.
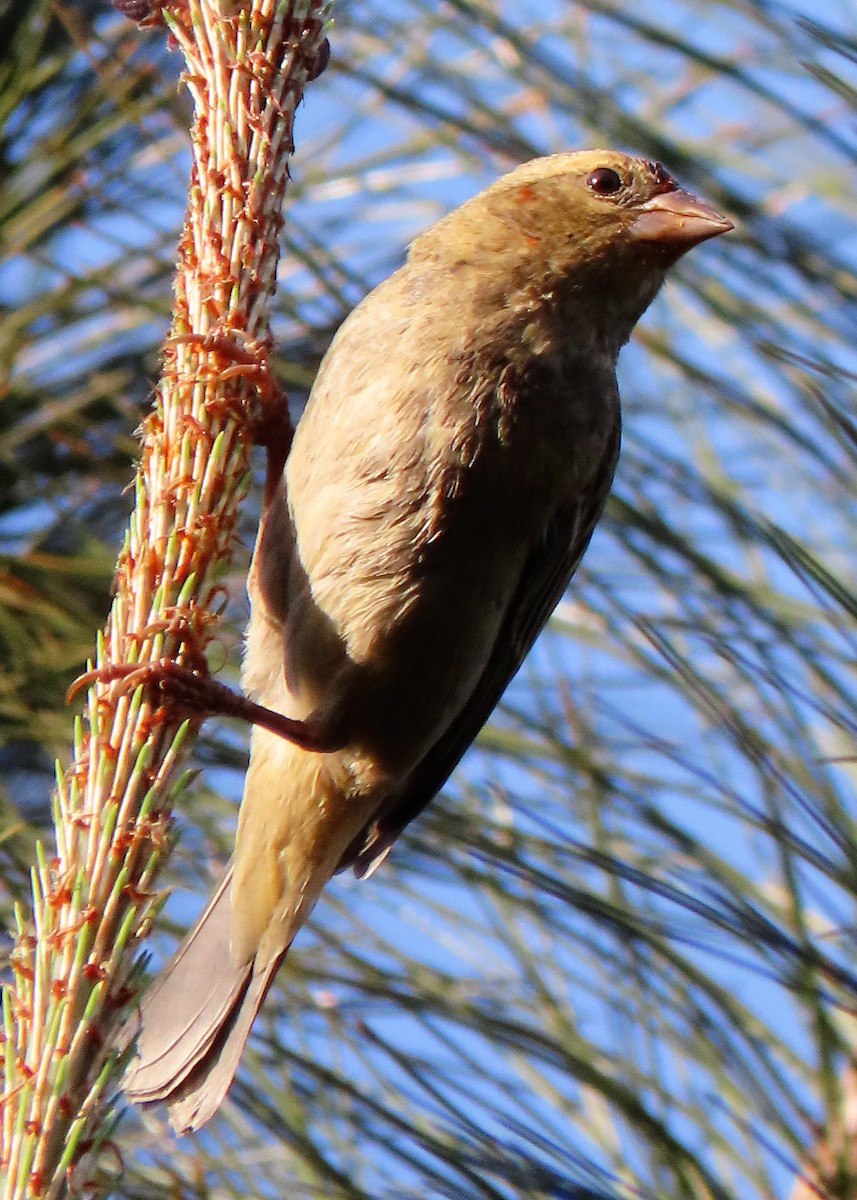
[123,743,367,1131]
[164,956,281,1133]
[123,865,285,1131]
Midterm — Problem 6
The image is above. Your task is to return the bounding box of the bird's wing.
[340,419,621,878]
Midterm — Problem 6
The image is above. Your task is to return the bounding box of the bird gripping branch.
[123,149,731,1132]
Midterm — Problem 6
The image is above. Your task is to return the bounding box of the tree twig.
[0,1,328,1194]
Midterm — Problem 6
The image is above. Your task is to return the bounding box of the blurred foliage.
[1,0,856,1197]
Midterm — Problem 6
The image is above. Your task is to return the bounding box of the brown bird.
[124,150,731,1131]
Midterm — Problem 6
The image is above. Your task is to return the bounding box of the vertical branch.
[0,1,328,1195]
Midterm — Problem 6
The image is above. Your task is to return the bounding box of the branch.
[0,1,328,1194]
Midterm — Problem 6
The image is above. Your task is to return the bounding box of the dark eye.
[586,167,623,196]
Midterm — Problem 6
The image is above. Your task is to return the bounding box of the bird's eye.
[586,167,623,196]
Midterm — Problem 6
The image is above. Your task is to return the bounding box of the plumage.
[124,149,731,1130]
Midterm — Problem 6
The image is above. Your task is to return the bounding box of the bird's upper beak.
[630,188,734,250]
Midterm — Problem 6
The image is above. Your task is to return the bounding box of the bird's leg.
[72,659,336,751]
[68,620,340,754]
[70,658,338,752]
[258,390,292,508]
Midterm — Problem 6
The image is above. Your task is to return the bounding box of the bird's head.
[413,150,732,354]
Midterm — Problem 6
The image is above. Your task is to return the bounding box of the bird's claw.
[165,331,294,458]
[68,659,340,752]
[67,659,223,726]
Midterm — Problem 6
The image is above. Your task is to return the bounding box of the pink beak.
[631,187,733,250]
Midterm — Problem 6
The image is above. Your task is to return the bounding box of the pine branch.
[0,1,328,1194]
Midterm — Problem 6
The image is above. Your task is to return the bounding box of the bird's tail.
[123,865,285,1134]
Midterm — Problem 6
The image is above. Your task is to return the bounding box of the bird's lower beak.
[630,188,734,250]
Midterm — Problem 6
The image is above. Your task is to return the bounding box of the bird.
[123,149,731,1131]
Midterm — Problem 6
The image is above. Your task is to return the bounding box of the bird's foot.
[166,330,294,460]
[69,658,223,725]
[68,659,336,753]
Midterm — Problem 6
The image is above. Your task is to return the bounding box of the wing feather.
[340,419,621,877]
